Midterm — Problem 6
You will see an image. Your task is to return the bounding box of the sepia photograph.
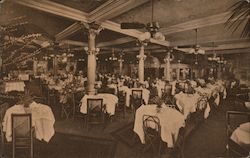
[0,0,249,157]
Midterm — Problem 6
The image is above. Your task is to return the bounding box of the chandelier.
[109,48,118,61]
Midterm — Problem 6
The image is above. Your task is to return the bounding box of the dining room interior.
[0,0,250,158]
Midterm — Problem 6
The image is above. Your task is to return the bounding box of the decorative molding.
[124,45,162,52]
[15,0,170,47]
[162,12,250,35]
[97,37,134,47]
[15,0,89,22]
[55,22,83,41]
[206,48,250,55]
[88,0,149,22]
[171,37,250,47]
[60,40,88,47]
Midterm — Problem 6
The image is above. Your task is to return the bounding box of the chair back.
[196,95,208,111]
[132,90,143,99]
[143,115,161,137]
[12,114,32,139]
[87,98,104,114]
[118,91,126,105]
[131,90,143,108]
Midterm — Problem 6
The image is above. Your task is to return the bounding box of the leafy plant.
[225,0,250,37]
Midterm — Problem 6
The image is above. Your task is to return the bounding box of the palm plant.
[225,0,250,37]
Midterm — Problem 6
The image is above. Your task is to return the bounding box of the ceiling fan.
[176,29,208,55]
[120,0,165,41]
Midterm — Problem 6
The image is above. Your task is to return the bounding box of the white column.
[86,24,102,95]
[164,52,172,81]
[118,53,124,75]
[137,42,147,83]
[33,59,38,75]
[177,60,181,81]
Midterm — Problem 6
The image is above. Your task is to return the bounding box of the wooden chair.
[0,103,10,155]
[131,90,143,117]
[60,93,76,119]
[11,113,34,158]
[226,111,250,157]
[85,98,105,130]
[47,89,56,106]
[142,115,163,157]
[73,91,85,120]
[117,91,126,118]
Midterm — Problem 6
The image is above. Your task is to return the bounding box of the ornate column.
[84,23,102,95]
[217,62,222,79]
[164,50,174,81]
[177,60,181,81]
[33,59,38,76]
[118,52,124,75]
[136,41,147,83]
[52,55,57,75]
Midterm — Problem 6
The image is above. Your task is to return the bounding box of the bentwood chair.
[142,115,163,157]
[117,91,126,118]
[85,98,105,130]
[226,111,250,157]
[73,91,85,120]
[0,103,10,155]
[131,90,144,117]
[11,113,34,158]
[189,95,208,124]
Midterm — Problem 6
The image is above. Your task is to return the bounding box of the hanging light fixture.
[189,29,205,55]
[139,0,165,41]
[109,48,118,61]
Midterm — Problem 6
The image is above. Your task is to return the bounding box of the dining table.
[230,122,250,151]
[80,93,118,116]
[2,102,55,142]
[134,104,185,148]
[118,86,150,107]
[174,91,211,119]
[3,81,26,93]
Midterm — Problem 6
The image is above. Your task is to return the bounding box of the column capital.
[164,51,174,63]
[136,54,146,60]
[136,40,148,47]
[82,22,103,36]
[84,47,100,55]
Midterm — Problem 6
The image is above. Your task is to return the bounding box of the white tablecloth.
[80,93,118,115]
[195,85,221,106]
[231,122,250,149]
[134,105,185,148]
[18,74,29,81]
[4,81,25,93]
[118,87,150,107]
[175,92,210,119]
[2,102,55,142]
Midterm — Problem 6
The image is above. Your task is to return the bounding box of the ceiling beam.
[171,36,250,47]
[60,40,88,47]
[88,0,149,22]
[162,12,249,35]
[204,42,250,51]
[97,37,135,47]
[15,0,88,22]
[55,22,83,41]
[206,48,250,55]
[15,0,170,47]
[177,42,250,54]
[124,45,163,52]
